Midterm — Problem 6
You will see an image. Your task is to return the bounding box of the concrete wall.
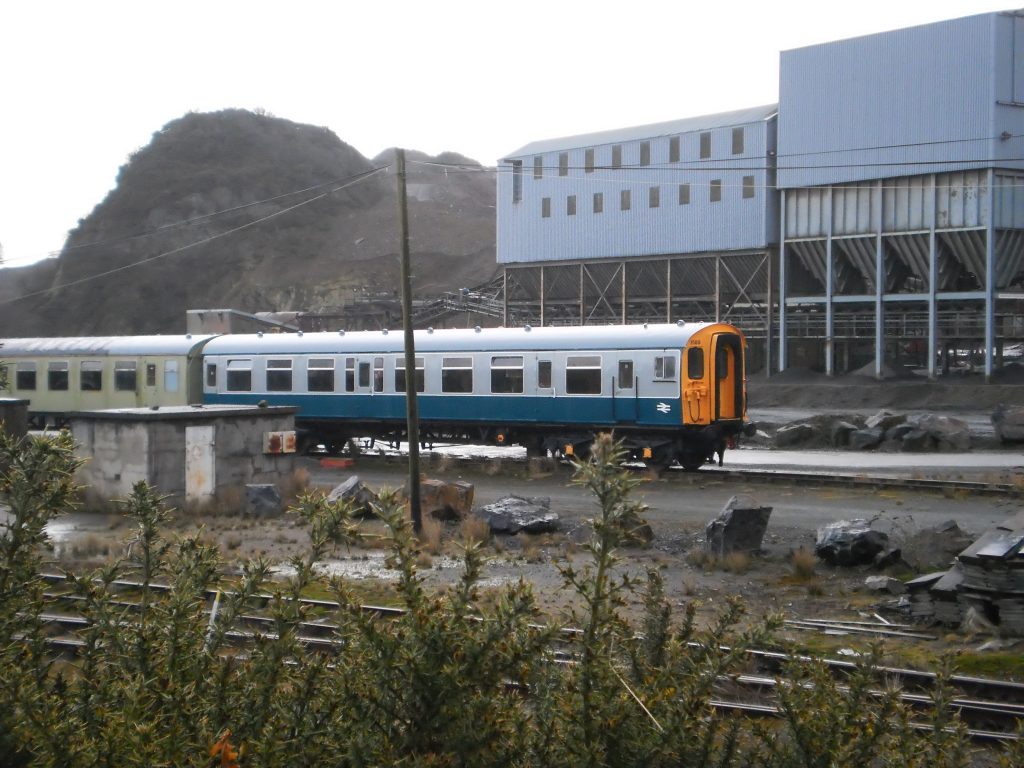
[71,406,297,513]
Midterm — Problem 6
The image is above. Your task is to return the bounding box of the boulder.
[905,413,970,452]
[245,484,283,517]
[326,475,379,516]
[829,420,860,448]
[849,427,884,450]
[866,410,906,431]
[775,422,816,447]
[478,495,559,534]
[884,423,915,443]
[616,507,655,547]
[864,575,907,594]
[992,404,1024,443]
[815,519,890,566]
[705,494,772,555]
[900,428,933,452]
[419,478,475,520]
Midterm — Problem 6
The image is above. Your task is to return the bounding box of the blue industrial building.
[497,9,1024,379]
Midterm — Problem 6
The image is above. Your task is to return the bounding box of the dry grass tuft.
[721,551,751,574]
[790,548,817,582]
[458,515,490,546]
[416,514,443,556]
[685,547,716,570]
[70,533,110,559]
[282,467,311,501]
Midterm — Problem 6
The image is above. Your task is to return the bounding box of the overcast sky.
[0,0,1010,268]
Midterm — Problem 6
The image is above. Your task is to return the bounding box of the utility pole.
[395,148,422,533]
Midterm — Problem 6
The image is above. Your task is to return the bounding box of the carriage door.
[141,358,159,407]
[612,358,637,423]
[711,333,743,420]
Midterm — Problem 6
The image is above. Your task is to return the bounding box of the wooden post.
[395,149,421,533]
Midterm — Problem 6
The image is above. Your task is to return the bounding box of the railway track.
[31,573,1024,742]
[329,451,1022,496]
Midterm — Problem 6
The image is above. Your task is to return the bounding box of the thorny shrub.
[0,430,1017,766]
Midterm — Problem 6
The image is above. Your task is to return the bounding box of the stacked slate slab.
[911,512,1024,634]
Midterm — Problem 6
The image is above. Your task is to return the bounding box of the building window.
[732,127,744,155]
[205,363,216,388]
[654,355,677,381]
[164,360,179,393]
[612,144,622,168]
[649,186,660,208]
[639,141,650,166]
[225,359,250,392]
[490,355,524,394]
[511,160,522,203]
[533,155,543,179]
[541,197,551,218]
[700,131,711,159]
[395,356,425,393]
[15,362,36,391]
[743,175,755,198]
[345,358,355,392]
[558,152,568,176]
[687,348,705,379]
[710,179,722,202]
[48,362,69,391]
[593,192,603,213]
[114,361,137,392]
[669,136,680,163]
[618,360,634,389]
[308,358,334,392]
[585,148,594,173]
[567,195,577,216]
[80,361,102,392]
[566,355,602,395]
[620,189,631,211]
[679,183,691,205]
[538,360,552,388]
[442,356,473,393]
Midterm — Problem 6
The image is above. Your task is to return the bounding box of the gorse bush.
[0,430,1015,766]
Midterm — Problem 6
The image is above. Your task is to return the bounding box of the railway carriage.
[201,322,751,468]
[0,335,216,428]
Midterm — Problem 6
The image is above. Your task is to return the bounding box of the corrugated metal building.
[498,107,778,367]
[777,9,1024,378]
[496,8,1024,379]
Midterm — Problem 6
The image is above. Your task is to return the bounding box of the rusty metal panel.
[936,171,987,229]
[185,425,215,506]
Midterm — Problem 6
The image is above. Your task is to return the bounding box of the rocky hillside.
[0,109,497,335]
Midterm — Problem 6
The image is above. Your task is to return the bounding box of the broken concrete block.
[864,575,907,594]
[478,496,558,534]
[705,494,772,555]
[419,478,475,520]
[815,519,889,566]
[245,484,282,517]
[326,475,379,516]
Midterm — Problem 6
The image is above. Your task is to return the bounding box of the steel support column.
[666,259,672,322]
[927,175,938,380]
[874,179,884,379]
[766,248,774,377]
[825,186,834,376]
[986,167,996,381]
[778,190,787,372]
[714,255,721,323]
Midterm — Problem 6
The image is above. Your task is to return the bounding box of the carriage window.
[687,348,705,379]
[48,362,69,391]
[373,357,384,392]
[491,355,524,394]
[395,356,425,393]
[165,360,180,392]
[226,359,252,392]
[538,360,552,389]
[358,362,370,389]
[266,359,292,392]
[345,358,355,392]
[308,358,334,392]
[566,356,601,395]
[0,366,7,389]
[442,356,473,393]
[654,355,677,381]
[80,361,103,391]
[617,360,634,389]
[114,361,137,391]
[15,362,36,391]
[205,363,217,388]
[716,347,730,380]
[146,363,157,387]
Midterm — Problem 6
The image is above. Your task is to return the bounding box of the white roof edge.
[504,104,779,159]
